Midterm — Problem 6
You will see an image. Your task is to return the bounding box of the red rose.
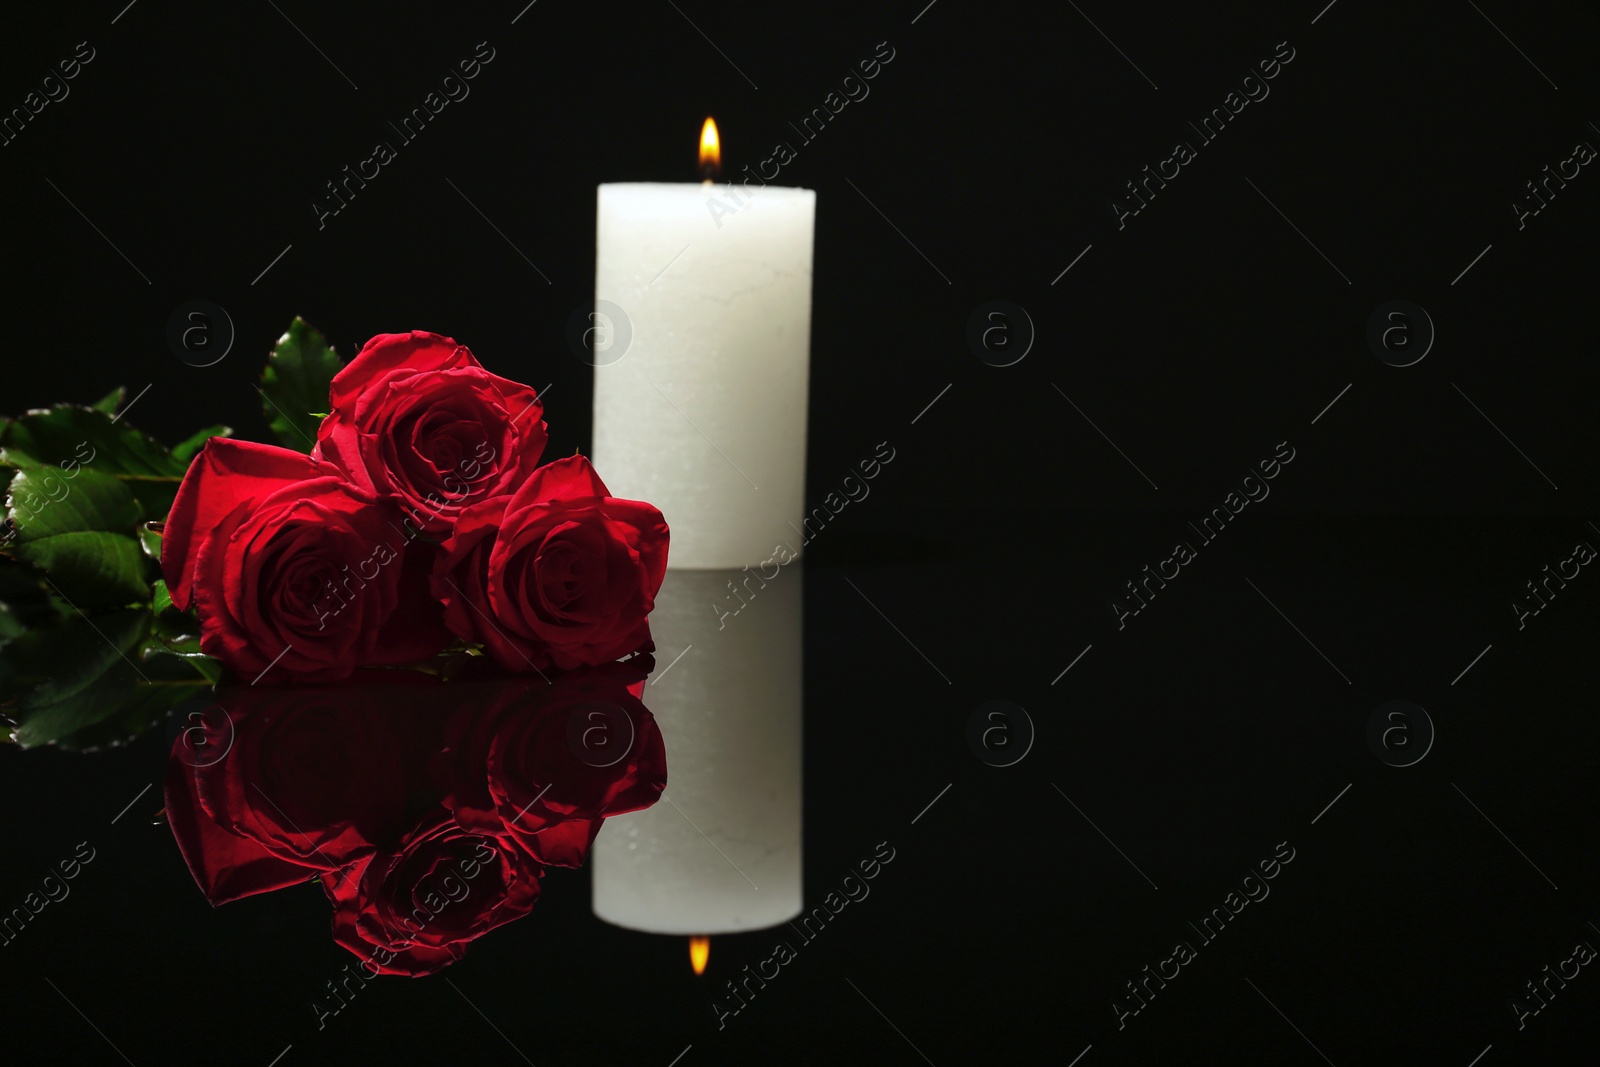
[431,455,669,672]
[161,437,448,681]
[324,812,541,977]
[313,331,549,535]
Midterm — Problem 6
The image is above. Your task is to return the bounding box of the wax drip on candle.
[699,117,720,185]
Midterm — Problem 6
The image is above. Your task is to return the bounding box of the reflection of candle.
[591,121,809,937]
[689,935,711,975]
[591,118,816,568]
[592,566,802,935]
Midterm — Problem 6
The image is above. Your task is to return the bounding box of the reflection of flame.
[699,118,720,180]
[689,935,710,975]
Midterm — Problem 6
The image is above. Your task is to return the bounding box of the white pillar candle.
[591,166,815,568]
[590,124,811,938]
[592,566,803,935]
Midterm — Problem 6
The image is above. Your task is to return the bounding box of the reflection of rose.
[431,456,669,672]
[163,670,667,975]
[324,812,541,976]
[488,666,665,860]
[430,664,664,868]
[182,685,427,877]
[313,332,549,535]
[164,742,321,906]
[161,437,448,682]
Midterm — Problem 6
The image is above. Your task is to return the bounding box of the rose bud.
[312,331,549,535]
[431,455,669,672]
[161,437,449,681]
[324,812,541,977]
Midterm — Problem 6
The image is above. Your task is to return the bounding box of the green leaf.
[152,577,174,615]
[0,404,189,517]
[260,316,341,452]
[0,605,21,641]
[7,467,148,610]
[0,443,39,466]
[142,642,223,685]
[0,404,184,476]
[170,424,232,464]
[139,521,163,560]
[0,558,61,638]
[147,576,224,685]
[149,577,204,652]
[2,607,208,749]
[91,387,127,415]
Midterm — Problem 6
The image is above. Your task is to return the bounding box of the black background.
[3,1,1599,1064]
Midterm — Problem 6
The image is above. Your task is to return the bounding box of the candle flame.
[699,117,720,180]
[689,935,711,975]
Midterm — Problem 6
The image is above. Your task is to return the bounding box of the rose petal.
[163,438,326,611]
